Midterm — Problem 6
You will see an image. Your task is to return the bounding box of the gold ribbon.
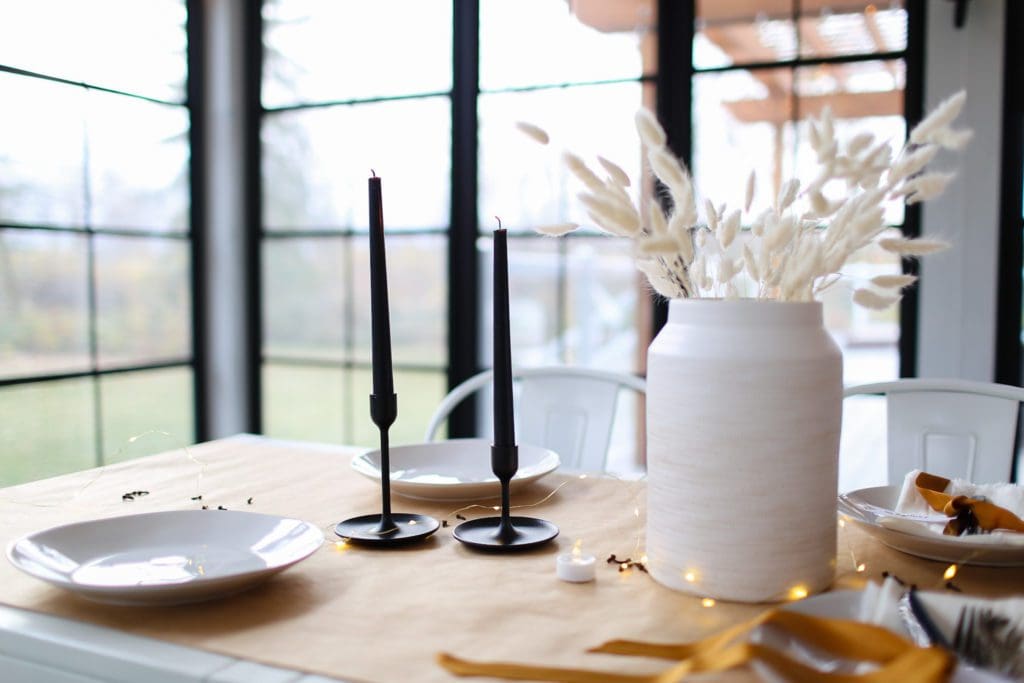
[437,609,954,682]
[915,471,1024,535]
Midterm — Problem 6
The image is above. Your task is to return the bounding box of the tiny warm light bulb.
[578,474,588,479]
[684,571,697,583]
[620,563,629,571]
[492,505,500,511]
[856,563,866,573]
[943,564,958,581]
[838,518,846,528]
[572,539,583,559]
[788,585,809,601]
[334,540,350,552]
[633,506,640,518]
[701,598,716,608]
[640,553,648,564]
[408,519,418,525]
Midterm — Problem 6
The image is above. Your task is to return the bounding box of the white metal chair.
[424,366,646,472]
[843,379,1024,484]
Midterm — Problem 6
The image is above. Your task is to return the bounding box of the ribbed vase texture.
[646,299,842,602]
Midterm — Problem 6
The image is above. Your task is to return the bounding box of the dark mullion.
[692,50,908,75]
[995,0,1024,391]
[899,0,925,378]
[0,222,190,239]
[0,64,186,108]
[480,74,656,96]
[447,0,480,438]
[0,360,195,388]
[187,0,208,441]
[654,0,694,335]
[244,0,264,433]
[264,89,451,114]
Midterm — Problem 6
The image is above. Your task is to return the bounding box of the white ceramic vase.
[646,299,842,602]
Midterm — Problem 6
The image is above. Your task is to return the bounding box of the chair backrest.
[843,379,1024,484]
[424,366,646,472]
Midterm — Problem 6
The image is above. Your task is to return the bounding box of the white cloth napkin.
[879,470,1024,545]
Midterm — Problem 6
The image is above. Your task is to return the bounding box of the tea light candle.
[556,540,596,583]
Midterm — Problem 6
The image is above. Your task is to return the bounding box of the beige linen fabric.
[0,435,1020,683]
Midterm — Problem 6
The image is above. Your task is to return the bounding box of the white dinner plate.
[838,486,1024,567]
[752,590,1006,683]
[351,438,560,501]
[6,510,324,606]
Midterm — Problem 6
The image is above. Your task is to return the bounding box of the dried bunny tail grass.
[635,108,667,149]
[637,236,678,256]
[898,171,956,204]
[776,178,800,212]
[744,170,756,213]
[578,193,640,237]
[562,151,604,191]
[670,218,695,263]
[878,236,950,256]
[909,90,967,146]
[870,274,918,289]
[704,198,720,232]
[742,243,760,282]
[636,259,681,298]
[717,257,740,285]
[934,127,974,150]
[888,145,939,184]
[647,198,668,235]
[846,132,875,156]
[809,190,841,217]
[535,222,580,236]
[515,121,550,145]
[648,147,690,194]
[598,156,631,187]
[717,209,741,250]
[853,288,902,310]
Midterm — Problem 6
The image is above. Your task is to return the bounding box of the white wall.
[917,0,1006,380]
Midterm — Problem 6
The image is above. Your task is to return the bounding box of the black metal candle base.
[453,515,558,551]
[336,513,440,547]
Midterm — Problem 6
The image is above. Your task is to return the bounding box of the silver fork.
[952,606,1024,678]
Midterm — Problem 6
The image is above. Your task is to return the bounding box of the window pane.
[0,230,90,379]
[263,237,346,361]
[350,368,447,447]
[694,0,796,69]
[88,91,189,232]
[564,237,640,373]
[262,0,453,108]
[0,0,187,102]
[479,82,650,232]
[0,73,85,227]
[263,98,450,230]
[262,363,345,444]
[350,234,447,366]
[0,378,96,486]
[799,2,907,59]
[692,68,794,210]
[95,236,191,368]
[479,235,562,368]
[480,0,655,91]
[100,367,194,464]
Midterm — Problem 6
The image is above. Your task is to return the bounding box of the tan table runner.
[0,435,1021,683]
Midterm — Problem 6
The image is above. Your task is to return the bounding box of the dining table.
[0,434,1021,683]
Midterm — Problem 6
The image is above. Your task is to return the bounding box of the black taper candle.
[368,174,397,428]
[492,228,517,478]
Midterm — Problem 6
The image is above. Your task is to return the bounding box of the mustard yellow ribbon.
[915,471,1024,535]
[437,609,954,682]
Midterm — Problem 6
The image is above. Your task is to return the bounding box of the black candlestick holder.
[453,444,559,550]
[336,393,440,546]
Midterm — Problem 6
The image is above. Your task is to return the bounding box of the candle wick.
[494,216,502,229]
[370,169,376,177]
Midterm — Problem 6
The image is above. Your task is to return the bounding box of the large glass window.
[0,0,193,485]
[261,0,452,447]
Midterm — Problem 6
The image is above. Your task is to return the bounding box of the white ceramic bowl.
[351,438,560,501]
